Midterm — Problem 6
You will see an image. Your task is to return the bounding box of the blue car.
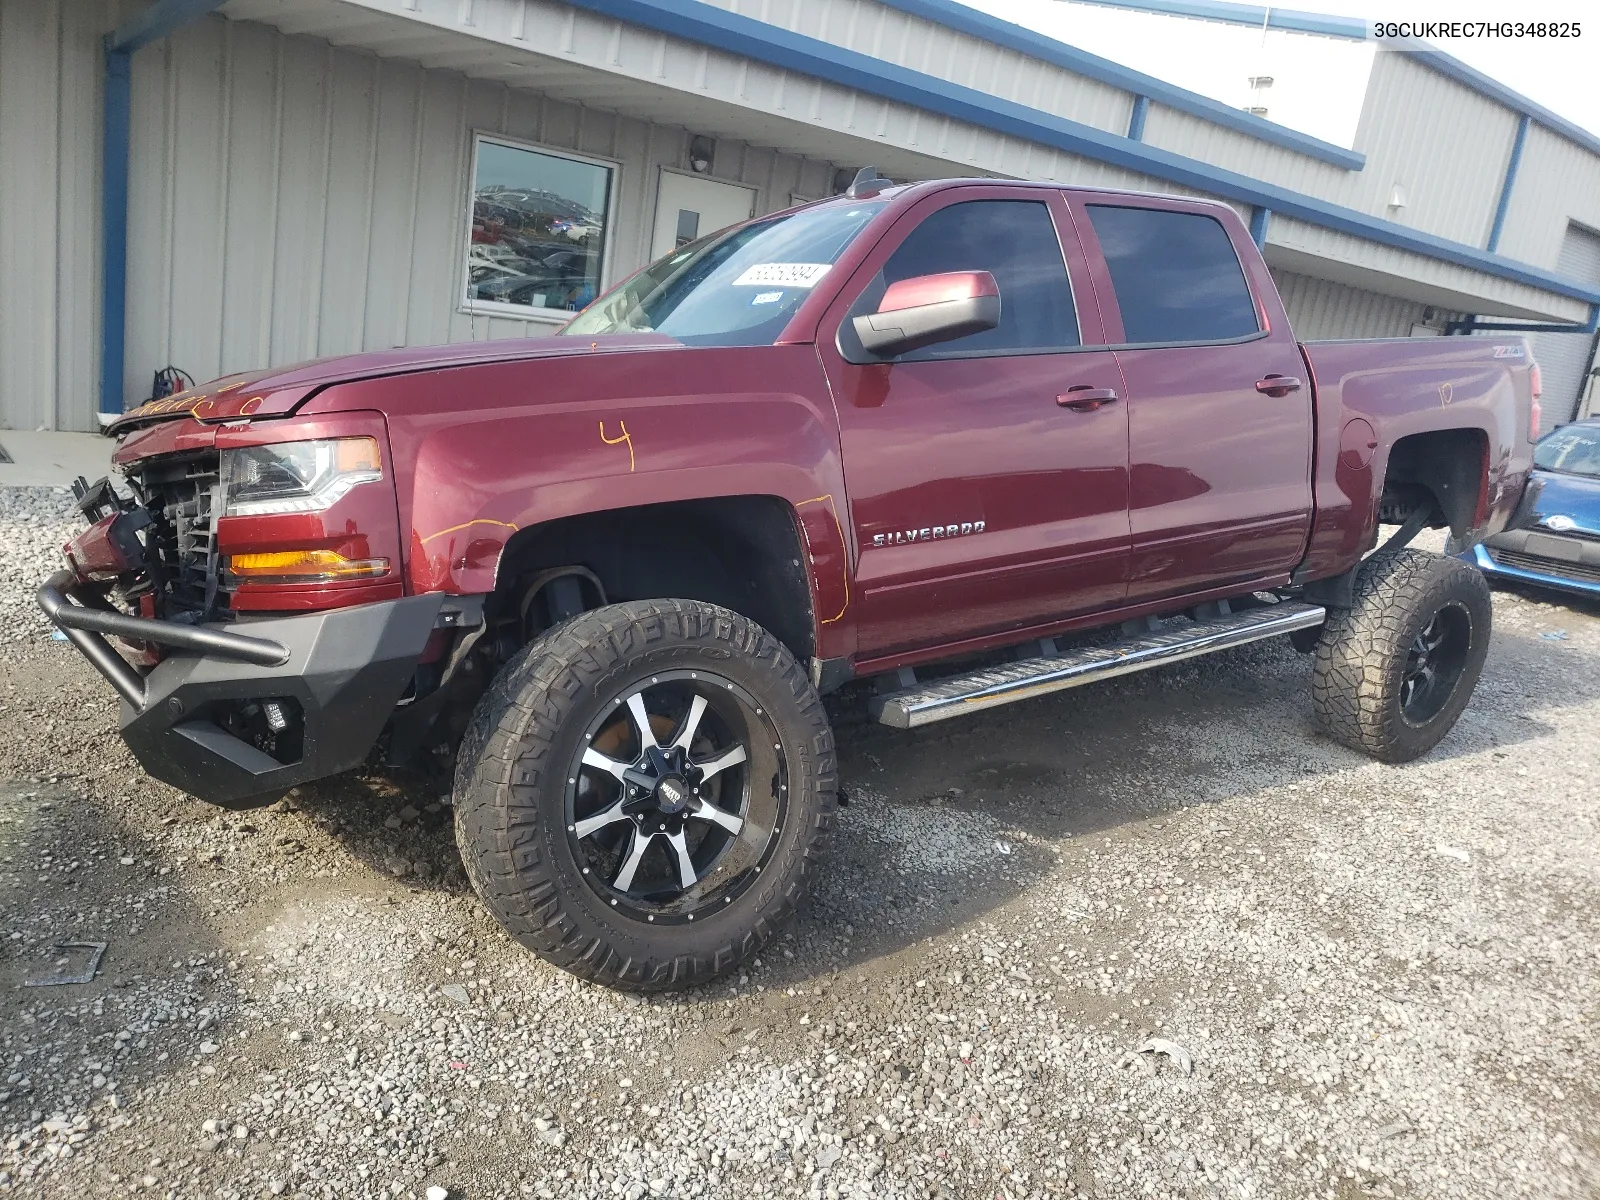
[1466,418,1600,599]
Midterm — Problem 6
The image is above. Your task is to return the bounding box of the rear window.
[1086,205,1259,345]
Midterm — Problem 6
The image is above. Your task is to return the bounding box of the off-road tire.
[1312,549,1491,763]
[453,598,837,991]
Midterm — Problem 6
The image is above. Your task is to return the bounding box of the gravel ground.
[2,485,1597,1200]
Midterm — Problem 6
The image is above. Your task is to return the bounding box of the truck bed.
[1296,334,1538,580]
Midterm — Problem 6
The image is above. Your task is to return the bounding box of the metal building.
[1,0,1597,433]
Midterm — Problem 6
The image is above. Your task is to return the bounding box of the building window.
[1085,205,1259,345]
[466,136,615,318]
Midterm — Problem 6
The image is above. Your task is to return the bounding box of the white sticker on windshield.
[751,291,784,305]
[732,262,832,288]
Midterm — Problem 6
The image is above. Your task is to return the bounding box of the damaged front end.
[40,473,439,809]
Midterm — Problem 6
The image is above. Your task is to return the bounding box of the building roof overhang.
[210,0,1599,326]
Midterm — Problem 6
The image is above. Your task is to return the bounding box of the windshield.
[562,201,883,346]
[1533,423,1600,478]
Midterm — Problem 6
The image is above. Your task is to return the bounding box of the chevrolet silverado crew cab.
[43,174,1539,991]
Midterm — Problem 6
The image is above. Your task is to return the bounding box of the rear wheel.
[1311,549,1491,762]
[453,598,836,990]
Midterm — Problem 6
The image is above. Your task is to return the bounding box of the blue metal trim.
[1046,0,1367,39]
[107,0,226,53]
[1399,50,1600,160]
[1126,95,1148,141]
[99,50,131,417]
[1464,304,1600,336]
[1249,206,1270,248]
[569,0,1600,306]
[1486,113,1528,253]
[872,0,1366,169]
[98,0,227,416]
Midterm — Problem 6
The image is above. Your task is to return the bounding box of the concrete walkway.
[0,429,114,489]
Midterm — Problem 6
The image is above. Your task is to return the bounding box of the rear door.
[1068,194,1313,602]
[816,186,1130,658]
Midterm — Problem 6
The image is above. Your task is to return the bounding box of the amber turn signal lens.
[226,549,390,584]
[334,437,382,473]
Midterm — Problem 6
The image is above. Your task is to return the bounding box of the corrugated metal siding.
[1271,270,1441,342]
[701,0,1546,257]
[709,0,1381,203]
[0,0,116,432]
[232,0,1169,199]
[1495,122,1600,271]
[1267,215,1589,324]
[1326,54,1520,246]
[1137,104,1349,198]
[246,0,1597,318]
[119,11,845,411]
[709,0,1134,138]
[9,0,1599,429]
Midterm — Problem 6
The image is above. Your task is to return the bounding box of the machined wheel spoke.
[691,799,744,836]
[694,743,747,780]
[566,670,785,917]
[626,692,658,750]
[573,799,629,839]
[581,747,631,781]
[612,829,655,892]
[666,829,699,889]
[671,694,709,751]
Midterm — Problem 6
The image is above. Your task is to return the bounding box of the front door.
[1070,194,1314,602]
[651,172,757,261]
[816,187,1132,660]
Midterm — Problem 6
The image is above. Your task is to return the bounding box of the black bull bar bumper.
[39,570,441,808]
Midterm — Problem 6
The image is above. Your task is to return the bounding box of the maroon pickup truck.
[43,174,1539,991]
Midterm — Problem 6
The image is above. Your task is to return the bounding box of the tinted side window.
[1086,206,1259,344]
[853,200,1079,358]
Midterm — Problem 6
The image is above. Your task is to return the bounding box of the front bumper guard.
[38,571,442,807]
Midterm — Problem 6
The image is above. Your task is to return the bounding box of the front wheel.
[453,598,836,991]
[1311,549,1492,763]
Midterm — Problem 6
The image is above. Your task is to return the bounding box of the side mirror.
[852,271,1001,357]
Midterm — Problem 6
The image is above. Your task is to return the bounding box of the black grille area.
[1488,547,1600,585]
[127,454,225,617]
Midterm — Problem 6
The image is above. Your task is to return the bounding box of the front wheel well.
[492,496,817,661]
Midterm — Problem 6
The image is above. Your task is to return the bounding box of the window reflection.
[468,138,612,314]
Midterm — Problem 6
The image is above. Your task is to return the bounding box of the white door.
[650,172,757,261]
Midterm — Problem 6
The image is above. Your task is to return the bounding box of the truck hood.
[1515,468,1600,539]
[107,333,681,435]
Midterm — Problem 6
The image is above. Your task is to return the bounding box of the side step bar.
[870,601,1326,729]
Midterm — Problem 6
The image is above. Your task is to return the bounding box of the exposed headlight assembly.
[222,437,382,517]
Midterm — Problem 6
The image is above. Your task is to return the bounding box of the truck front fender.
[313,347,855,658]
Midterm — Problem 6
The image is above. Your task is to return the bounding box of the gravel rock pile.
[0,488,77,641]
[1,489,1596,1200]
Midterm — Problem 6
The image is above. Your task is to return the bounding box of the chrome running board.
[870,602,1326,729]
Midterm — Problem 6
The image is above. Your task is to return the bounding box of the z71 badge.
[872,521,985,547]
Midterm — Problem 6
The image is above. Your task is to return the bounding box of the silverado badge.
[872,521,986,547]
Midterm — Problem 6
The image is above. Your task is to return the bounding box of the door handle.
[1057,387,1120,412]
[1255,375,1303,397]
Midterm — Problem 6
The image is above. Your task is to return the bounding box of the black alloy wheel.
[1398,605,1472,725]
[453,598,836,991]
[1312,548,1492,763]
[565,671,786,924]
